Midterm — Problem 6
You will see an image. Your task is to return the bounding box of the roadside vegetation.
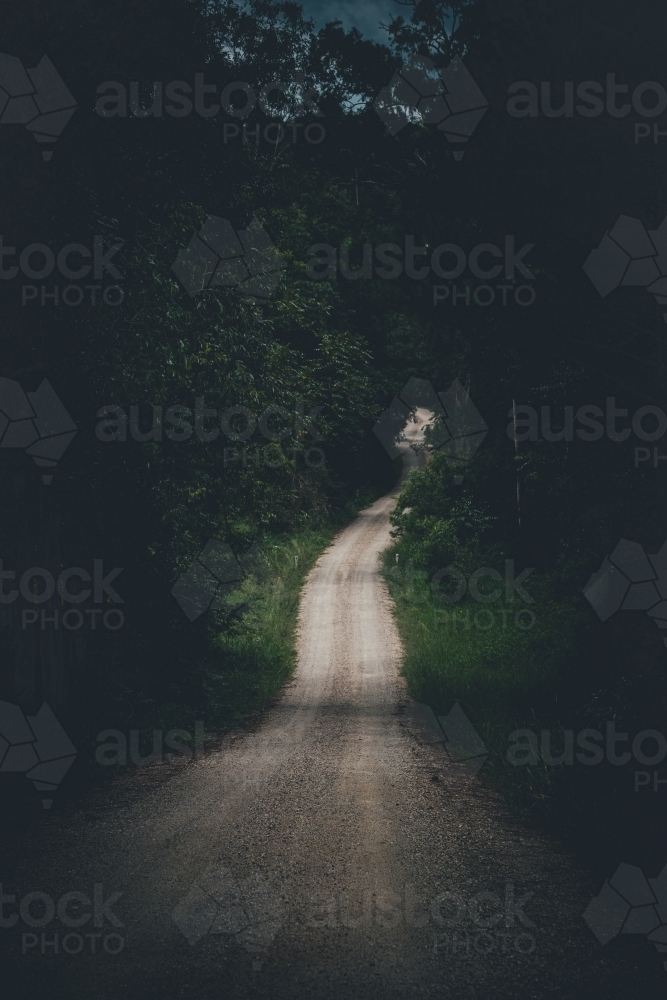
[385,449,667,878]
[2,0,666,871]
[60,527,335,790]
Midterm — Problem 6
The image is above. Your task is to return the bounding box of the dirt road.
[2,417,663,999]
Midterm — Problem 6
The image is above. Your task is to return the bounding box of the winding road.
[2,415,663,999]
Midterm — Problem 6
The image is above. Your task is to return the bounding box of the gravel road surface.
[2,416,663,999]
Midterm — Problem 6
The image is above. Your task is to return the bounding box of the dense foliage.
[2,0,667,855]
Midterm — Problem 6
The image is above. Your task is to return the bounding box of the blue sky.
[299,0,399,42]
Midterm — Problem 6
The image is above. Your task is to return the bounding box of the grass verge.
[382,547,667,878]
[48,527,337,805]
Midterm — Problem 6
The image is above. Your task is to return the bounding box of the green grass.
[203,528,334,725]
[47,482,392,812]
[62,527,336,793]
[384,547,618,837]
[380,546,664,874]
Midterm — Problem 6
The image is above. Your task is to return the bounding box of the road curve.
[2,415,663,1000]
